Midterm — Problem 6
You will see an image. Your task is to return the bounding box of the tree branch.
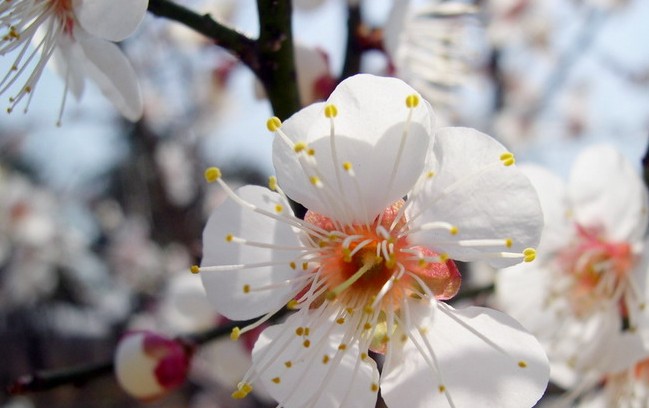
[5,313,284,396]
[147,0,258,68]
[255,0,301,120]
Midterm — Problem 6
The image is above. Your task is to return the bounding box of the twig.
[6,313,287,396]
[147,0,257,68]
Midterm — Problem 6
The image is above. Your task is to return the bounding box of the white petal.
[569,144,649,242]
[381,299,549,408]
[252,310,379,408]
[495,261,557,335]
[407,127,543,268]
[78,36,143,121]
[200,185,304,321]
[273,74,433,224]
[50,35,86,99]
[73,0,148,42]
[518,164,574,255]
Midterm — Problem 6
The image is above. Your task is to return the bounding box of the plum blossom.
[0,0,147,123]
[197,74,549,407]
[114,331,191,401]
[496,145,649,393]
[384,0,483,119]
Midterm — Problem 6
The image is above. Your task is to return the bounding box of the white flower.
[114,331,191,401]
[496,145,649,391]
[197,74,548,407]
[0,0,147,123]
[384,0,482,116]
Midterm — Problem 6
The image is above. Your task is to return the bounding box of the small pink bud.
[114,331,190,401]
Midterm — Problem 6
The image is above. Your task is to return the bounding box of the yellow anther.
[371,383,379,392]
[307,148,315,156]
[242,284,250,293]
[439,253,449,262]
[294,142,307,153]
[272,377,281,384]
[338,344,347,351]
[405,94,420,108]
[400,334,408,343]
[304,328,310,336]
[500,152,515,166]
[268,176,278,191]
[204,167,221,183]
[418,258,428,268]
[225,233,234,242]
[518,360,528,368]
[230,327,241,341]
[324,104,338,118]
[266,116,282,132]
[523,248,536,263]
[419,327,428,335]
[289,261,297,270]
[319,241,328,248]
[361,352,368,360]
[295,327,304,336]
[322,355,330,364]
[325,291,337,301]
[241,383,253,394]
[231,390,247,399]
[505,238,513,248]
[381,335,390,344]
[342,248,352,262]
[426,170,435,178]
[303,339,311,348]
[449,226,459,235]
[342,162,353,171]
[309,176,321,186]
[336,317,346,325]
[287,299,299,310]
[24,86,31,93]
[284,361,292,368]
[302,262,309,270]
[363,322,372,330]
[364,305,374,314]
[438,385,446,393]
[190,265,200,274]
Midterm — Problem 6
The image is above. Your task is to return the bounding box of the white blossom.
[198,74,549,407]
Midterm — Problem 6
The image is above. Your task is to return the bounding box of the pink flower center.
[559,224,634,317]
[305,200,461,310]
[50,0,75,35]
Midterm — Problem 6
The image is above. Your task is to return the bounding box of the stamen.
[326,256,383,300]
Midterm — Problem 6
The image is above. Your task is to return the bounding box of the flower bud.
[114,331,190,400]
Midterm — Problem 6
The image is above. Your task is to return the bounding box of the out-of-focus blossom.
[497,145,649,393]
[384,0,483,120]
[114,330,191,401]
[0,0,147,123]
[197,74,549,407]
[577,355,649,407]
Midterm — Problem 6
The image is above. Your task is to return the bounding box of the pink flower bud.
[114,331,190,401]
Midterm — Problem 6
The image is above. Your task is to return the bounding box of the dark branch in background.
[6,312,288,396]
[341,4,363,81]
[147,0,300,121]
[255,0,301,120]
[147,0,257,68]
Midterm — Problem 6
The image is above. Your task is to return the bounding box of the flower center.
[50,0,75,35]
[306,200,461,310]
[559,225,634,317]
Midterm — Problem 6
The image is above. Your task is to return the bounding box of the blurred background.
[1,0,649,406]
